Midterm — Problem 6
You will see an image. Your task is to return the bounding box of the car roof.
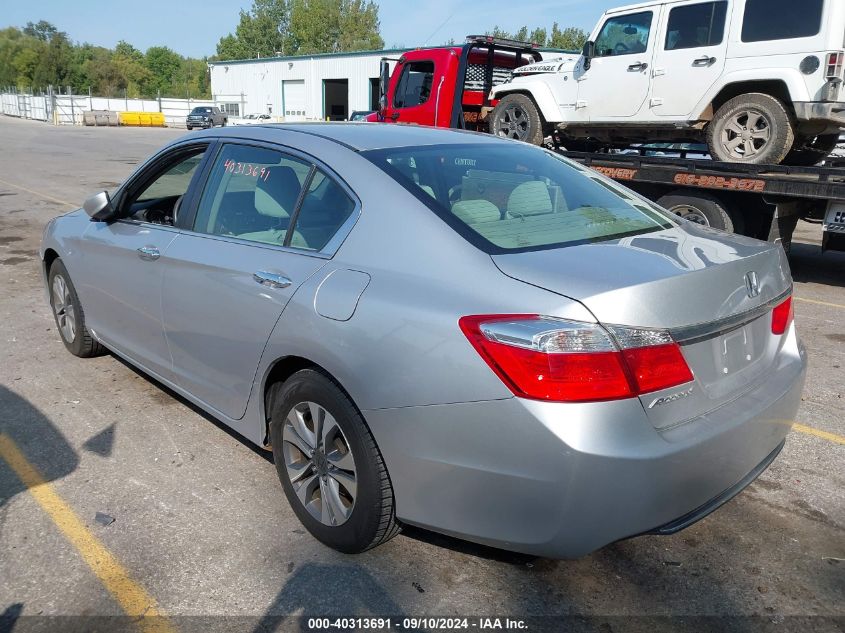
[215,122,510,152]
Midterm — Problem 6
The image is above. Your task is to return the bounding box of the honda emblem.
[745,271,760,298]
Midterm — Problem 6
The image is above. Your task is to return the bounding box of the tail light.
[825,52,844,78]
[771,296,794,335]
[459,315,693,403]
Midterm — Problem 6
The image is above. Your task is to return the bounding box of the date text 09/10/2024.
[306,617,529,630]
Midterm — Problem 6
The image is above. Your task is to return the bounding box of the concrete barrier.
[118,111,166,127]
[83,110,120,126]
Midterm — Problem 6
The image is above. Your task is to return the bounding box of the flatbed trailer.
[557,149,845,253]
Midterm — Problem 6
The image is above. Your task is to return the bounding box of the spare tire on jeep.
[490,94,545,146]
[707,93,795,164]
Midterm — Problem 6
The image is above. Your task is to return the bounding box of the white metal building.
[209,48,410,122]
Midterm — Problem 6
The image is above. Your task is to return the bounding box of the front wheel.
[269,369,400,553]
[490,94,545,146]
[48,259,105,358]
[707,93,794,164]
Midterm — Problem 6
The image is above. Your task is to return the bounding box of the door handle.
[137,246,160,261]
[628,62,649,72]
[693,56,716,67]
[253,271,292,289]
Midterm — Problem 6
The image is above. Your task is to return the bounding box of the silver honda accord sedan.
[40,123,806,558]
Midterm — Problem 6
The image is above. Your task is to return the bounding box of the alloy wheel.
[282,401,357,526]
[52,274,77,343]
[497,105,529,140]
[720,109,771,160]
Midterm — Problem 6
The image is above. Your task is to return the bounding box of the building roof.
[209,45,577,67]
[209,48,412,66]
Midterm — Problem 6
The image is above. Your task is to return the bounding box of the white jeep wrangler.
[490,0,845,165]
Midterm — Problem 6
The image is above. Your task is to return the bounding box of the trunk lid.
[492,225,794,429]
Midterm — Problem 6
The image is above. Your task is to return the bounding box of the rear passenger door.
[651,0,730,116]
[161,142,358,420]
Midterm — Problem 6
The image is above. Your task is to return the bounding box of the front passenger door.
[77,145,210,381]
[161,142,358,421]
[578,11,656,119]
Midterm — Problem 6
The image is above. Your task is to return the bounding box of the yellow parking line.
[0,434,175,633]
[794,297,845,310]
[0,177,78,209]
[793,424,845,445]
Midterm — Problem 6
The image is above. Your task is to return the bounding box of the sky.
[0,0,620,58]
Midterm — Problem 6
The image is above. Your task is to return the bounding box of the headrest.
[255,166,302,218]
[452,199,501,224]
[507,181,553,216]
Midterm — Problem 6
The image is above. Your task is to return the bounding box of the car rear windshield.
[362,143,673,253]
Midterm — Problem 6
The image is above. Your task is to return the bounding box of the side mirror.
[582,41,595,70]
[83,191,116,221]
[379,59,391,115]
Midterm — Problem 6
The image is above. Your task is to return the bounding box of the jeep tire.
[491,94,545,146]
[707,93,795,165]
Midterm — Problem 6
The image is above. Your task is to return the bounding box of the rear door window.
[741,0,823,42]
[665,1,728,50]
[192,144,311,247]
[363,143,673,254]
[393,61,435,108]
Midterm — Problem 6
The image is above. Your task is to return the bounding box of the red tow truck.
[369,36,845,254]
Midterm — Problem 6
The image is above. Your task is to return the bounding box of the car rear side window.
[192,144,355,251]
[192,144,311,248]
[363,143,673,254]
[741,0,823,42]
[665,1,728,50]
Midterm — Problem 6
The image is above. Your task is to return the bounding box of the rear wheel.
[48,259,105,358]
[707,93,794,164]
[491,94,545,146]
[657,190,738,233]
[783,133,840,166]
[269,369,400,553]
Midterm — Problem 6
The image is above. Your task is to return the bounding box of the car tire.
[48,259,106,358]
[186,125,193,130]
[783,133,840,166]
[707,93,794,164]
[657,191,737,233]
[491,94,545,146]
[269,369,400,554]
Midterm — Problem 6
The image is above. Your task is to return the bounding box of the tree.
[528,27,547,47]
[22,20,57,42]
[145,46,182,94]
[216,0,290,60]
[288,0,383,55]
[548,24,588,51]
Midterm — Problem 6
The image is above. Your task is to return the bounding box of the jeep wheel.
[707,93,794,165]
[783,134,840,166]
[491,94,545,146]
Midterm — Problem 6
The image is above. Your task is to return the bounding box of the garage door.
[282,80,306,121]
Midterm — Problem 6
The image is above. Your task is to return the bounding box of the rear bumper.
[365,329,806,559]
[793,100,845,131]
[647,438,783,536]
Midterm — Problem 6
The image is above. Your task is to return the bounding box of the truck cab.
[489,0,845,165]
[368,36,543,132]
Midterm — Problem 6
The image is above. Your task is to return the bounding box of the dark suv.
[186,106,227,130]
